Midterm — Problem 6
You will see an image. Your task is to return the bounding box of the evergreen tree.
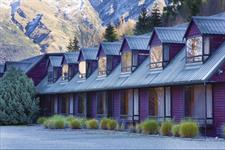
[0,68,39,125]
[135,7,151,35]
[149,3,162,30]
[104,24,118,42]
[67,35,80,52]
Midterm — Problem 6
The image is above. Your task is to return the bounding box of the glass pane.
[79,61,86,78]
[186,36,203,62]
[150,45,163,68]
[98,57,107,75]
[62,64,69,80]
[121,52,132,72]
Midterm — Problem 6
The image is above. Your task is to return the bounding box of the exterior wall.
[27,56,48,85]
[169,43,184,61]
[91,92,97,118]
[113,90,120,120]
[121,39,131,52]
[213,83,225,137]
[73,94,78,115]
[185,21,201,38]
[209,35,225,53]
[139,88,149,121]
[171,86,185,122]
[138,51,148,65]
[150,31,161,46]
[112,56,120,69]
[98,45,106,57]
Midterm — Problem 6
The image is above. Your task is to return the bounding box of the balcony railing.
[186,54,209,63]
[121,66,132,73]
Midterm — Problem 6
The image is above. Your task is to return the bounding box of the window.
[149,88,165,118]
[184,85,213,125]
[48,65,54,83]
[150,45,163,69]
[186,36,203,63]
[59,95,69,114]
[121,51,132,72]
[62,64,69,80]
[68,66,74,80]
[97,92,106,115]
[98,57,107,76]
[78,94,85,114]
[120,91,129,115]
[79,61,86,79]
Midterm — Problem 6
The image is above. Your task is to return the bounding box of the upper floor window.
[186,36,204,63]
[48,66,58,83]
[121,51,132,72]
[62,64,69,81]
[98,56,107,76]
[79,61,86,79]
[150,45,163,69]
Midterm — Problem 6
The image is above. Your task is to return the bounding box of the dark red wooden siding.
[185,21,201,38]
[139,88,149,121]
[171,86,185,122]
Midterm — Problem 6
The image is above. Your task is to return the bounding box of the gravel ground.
[0,126,225,149]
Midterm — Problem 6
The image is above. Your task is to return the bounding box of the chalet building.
[1,14,225,137]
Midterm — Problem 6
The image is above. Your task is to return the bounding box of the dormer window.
[98,56,107,76]
[48,67,58,83]
[62,64,69,80]
[150,45,163,69]
[121,51,132,72]
[186,36,204,63]
[79,61,86,79]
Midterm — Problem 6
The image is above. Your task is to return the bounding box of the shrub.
[117,122,125,131]
[78,118,87,128]
[128,125,135,133]
[107,119,118,130]
[179,120,199,138]
[43,115,66,129]
[171,124,180,137]
[141,119,158,134]
[69,119,81,129]
[66,116,76,122]
[0,68,39,125]
[53,118,66,129]
[37,117,48,124]
[86,119,98,129]
[160,121,173,136]
[100,118,110,130]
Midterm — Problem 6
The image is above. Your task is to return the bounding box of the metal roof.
[125,35,150,51]
[49,56,63,67]
[37,41,225,95]
[64,52,79,64]
[80,48,98,60]
[100,42,121,56]
[193,16,225,35]
[154,27,186,44]
[5,62,33,72]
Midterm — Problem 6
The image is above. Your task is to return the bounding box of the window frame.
[98,56,107,76]
[79,61,87,79]
[121,51,132,73]
[78,94,85,114]
[62,64,69,81]
[149,45,164,69]
[186,36,210,63]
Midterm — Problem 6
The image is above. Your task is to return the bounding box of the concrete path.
[1,126,225,149]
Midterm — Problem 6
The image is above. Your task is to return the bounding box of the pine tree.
[135,7,151,35]
[149,3,162,30]
[104,24,118,42]
[0,68,39,125]
[67,35,80,52]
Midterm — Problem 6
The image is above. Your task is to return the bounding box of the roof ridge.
[193,16,225,20]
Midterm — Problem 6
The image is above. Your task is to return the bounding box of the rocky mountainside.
[0,0,167,63]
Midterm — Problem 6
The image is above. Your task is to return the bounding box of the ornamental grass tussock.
[69,119,81,129]
[37,117,48,124]
[179,120,199,138]
[135,123,142,133]
[43,115,67,129]
[141,119,158,134]
[100,118,110,130]
[107,119,118,130]
[86,119,98,129]
[171,124,180,137]
[160,120,173,136]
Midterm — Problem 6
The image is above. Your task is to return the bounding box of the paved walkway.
[0,126,225,149]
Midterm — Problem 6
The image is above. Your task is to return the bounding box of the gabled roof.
[49,56,63,67]
[79,48,98,61]
[5,62,33,72]
[151,27,186,44]
[99,42,121,56]
[122,35,150,51]
[191,16,225,35]
[64,52,79,64]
